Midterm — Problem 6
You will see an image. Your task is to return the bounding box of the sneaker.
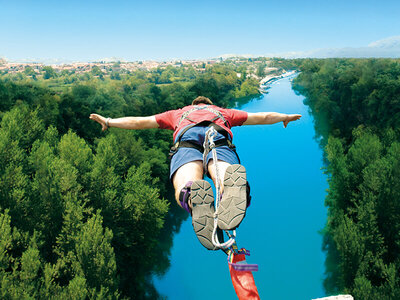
[246,181,252,208]
[217,164,248,230]
[191,180,223,250]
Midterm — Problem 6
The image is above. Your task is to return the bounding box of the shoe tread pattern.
[191,180,219,250]
[217,164,247,230]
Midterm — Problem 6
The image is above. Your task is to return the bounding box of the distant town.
[0,56,273,74]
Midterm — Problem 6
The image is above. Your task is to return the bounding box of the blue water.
[154,75,327,300]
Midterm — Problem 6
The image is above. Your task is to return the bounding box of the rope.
[203,127,236,249]
[204,127,259,274]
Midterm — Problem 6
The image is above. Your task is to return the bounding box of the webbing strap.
[174,139,234,154]
[227,248,259,271]
[177,105,229,128]
[175,120,229,147]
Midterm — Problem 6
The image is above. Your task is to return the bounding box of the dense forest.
[9,56,399,299]
[0,63,260,299]
[293,58,400,299]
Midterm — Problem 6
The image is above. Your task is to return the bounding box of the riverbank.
[259,70,297,92]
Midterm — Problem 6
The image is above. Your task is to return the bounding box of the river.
[154,74,328,300]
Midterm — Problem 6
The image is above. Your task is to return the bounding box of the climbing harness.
[177,105,230,128]
[169,122,238,160]
[169,105,238,160]
[204,126,260,300]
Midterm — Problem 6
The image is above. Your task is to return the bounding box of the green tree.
[24,66,36,76]
[256,63,266,78]
[43,66,57,79]
[91,65,103,77]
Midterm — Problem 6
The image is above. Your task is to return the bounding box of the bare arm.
[89,113,159,131]
[243,112,302,128]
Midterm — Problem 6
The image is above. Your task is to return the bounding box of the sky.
[1,0,400,62]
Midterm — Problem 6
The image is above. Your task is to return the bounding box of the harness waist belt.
[179,139,233,152]
[169,121,239,161]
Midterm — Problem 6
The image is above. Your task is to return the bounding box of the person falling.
[90,96,301,250]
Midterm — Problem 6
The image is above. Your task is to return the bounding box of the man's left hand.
[283,114,302,128]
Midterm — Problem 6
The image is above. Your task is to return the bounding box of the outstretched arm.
[89,113,159,131]
[243,112,301,128]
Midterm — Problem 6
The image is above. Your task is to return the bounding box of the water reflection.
[322,231,344,295]
[150,185,189,299]
[233,93,264,110]
[292,77,342,296]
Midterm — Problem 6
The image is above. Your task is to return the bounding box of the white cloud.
[368,36,400,49]
[267,36,400,58]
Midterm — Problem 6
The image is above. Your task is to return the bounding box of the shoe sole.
[191,180,220,250]
[217,164,247,230]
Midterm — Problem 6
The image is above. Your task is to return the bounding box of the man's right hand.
[89,113,108,131]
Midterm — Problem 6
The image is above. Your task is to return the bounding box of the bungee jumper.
[90,96,301,298]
